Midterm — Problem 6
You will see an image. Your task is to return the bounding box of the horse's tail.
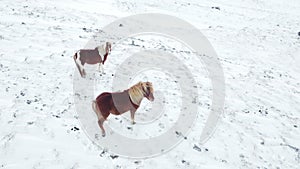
[73,51,84,77]
[92,100,103,119]
[73,52,77,60]
[92,100,97,113]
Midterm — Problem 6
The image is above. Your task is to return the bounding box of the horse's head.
[141,82,154,101]
[105,42,112,54]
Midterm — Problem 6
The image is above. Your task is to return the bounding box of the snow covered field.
[0,0,300,168]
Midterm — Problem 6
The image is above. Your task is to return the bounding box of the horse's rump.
[95,92,113,119]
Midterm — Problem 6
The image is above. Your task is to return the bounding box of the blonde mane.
[128,82,145,106]
[128,82,153,105]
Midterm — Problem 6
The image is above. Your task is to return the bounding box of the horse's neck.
[96,45,106,57]
[128,89,144,106]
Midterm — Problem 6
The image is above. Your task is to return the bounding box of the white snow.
[0,0,299,168]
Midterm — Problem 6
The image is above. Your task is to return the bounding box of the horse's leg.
[92,101,106,136]
[80,62,86,78]
[75,61,83,77]
[101,63,104,74]
[98,117,106,137]
[82,68,86,78]
[97,63,101,72]
[130,109,136,124]
[97,63,104,74]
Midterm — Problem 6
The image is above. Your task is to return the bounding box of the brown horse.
[92,82,154,137]
[73,42,111,78]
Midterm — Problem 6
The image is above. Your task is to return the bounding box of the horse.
[73,42,112,78]
[92,81,154,137]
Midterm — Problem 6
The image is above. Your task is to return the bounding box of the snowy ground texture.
[1,0,300,168]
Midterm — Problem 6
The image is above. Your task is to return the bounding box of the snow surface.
[0,0,300,168]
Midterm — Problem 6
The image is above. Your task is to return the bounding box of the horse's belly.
[85,57,101,64]
[111,104,130,115]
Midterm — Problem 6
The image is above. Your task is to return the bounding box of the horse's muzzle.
[148,93,154,101]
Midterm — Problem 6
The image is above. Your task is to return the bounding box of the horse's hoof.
[102,133,106,137]
[132,121,136,125]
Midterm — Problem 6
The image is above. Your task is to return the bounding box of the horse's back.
[79,49,102,64]
[96,92,112,104]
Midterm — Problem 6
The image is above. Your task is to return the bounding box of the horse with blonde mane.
[92,82,154,137]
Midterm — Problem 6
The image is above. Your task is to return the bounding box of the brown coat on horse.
[92,82,154,136]
[73,42,111,77]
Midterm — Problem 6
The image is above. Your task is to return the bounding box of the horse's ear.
[107,42,112,51]
[105,42,111,52]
